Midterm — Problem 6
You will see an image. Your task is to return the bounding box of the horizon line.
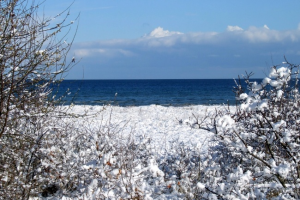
[63,78,264,81]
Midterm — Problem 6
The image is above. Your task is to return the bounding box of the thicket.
[2,0,300,199]
[195,60,300,199]
[0,0,78,198]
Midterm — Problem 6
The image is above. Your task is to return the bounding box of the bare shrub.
[0,0,77,198]
[195,59,300,199]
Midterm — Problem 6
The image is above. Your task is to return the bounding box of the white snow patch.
[277,90,284,98]
[272,120,286,131]
[197,182,206,190]
[239,93,248,100]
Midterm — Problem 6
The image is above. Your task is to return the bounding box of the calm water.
[52,79,259,106]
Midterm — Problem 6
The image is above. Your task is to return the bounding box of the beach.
[64,104,233,151]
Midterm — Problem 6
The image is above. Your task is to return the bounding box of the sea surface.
[52,79,260,106]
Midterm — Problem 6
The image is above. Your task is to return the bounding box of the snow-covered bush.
[55,107,167,199]
[0,1,207,199]
[30,105,209,200]
[197,60,300,199]
[5,1,300,199]
[0,0,77,198]
[158,141,204,199]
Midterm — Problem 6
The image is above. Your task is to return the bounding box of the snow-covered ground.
[66,104,228,151]
[34,104,235,199]
[25,66,300,199]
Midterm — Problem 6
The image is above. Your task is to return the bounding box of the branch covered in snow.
[195,60,300,199]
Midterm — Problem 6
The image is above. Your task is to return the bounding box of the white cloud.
[264,25,270,30]
[69,25,300,79]
[74,25,300,50]
[148,27,183,38]
[226,25,243,31]
[243,26,300,42]
[145,25,300,46]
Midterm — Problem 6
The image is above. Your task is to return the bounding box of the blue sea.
[53,79,259,106]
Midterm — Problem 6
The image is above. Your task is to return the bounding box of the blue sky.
[44,0,300,79]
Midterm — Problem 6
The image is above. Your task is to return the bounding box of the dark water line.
[51,79,261,106]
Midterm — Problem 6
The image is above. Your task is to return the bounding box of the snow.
[37,104,231,199]
[35,50,45,56]
[270,80,282,88]
[272,120,286,131]
[16,65,300,199]
[251,81,262,92]
[272,163,290,179]
[65,104,224,151]
[218,115,235,130]
[239,93,248,100]
[197,182,206,190]
[262,77,271,86]
[277,89,284,98]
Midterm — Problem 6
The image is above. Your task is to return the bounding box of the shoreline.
[58,103,238,108]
